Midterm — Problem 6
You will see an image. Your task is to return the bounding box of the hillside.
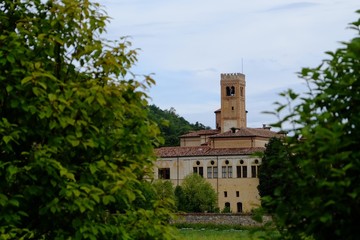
[148,105,211,147]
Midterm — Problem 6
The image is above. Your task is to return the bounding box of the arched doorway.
[224,202,231,212]
[237,202,243,213]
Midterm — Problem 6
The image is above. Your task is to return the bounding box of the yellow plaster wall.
[212,138,253,148]
[180,137,200,147]
[155,155,261,213]
[254,139,268,148]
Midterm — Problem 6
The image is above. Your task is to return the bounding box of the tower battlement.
[220,73,245,80]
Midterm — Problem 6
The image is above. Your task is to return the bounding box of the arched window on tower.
[226,86,231,96]
[230,86,235,96]
[240,87,243,97]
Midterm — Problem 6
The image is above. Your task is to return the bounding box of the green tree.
[257,137,289,211]
[153,180,176,208]
[174,185,187,212]
[265,12,360,240]
[148,104,210,146]
[0,0,174,239]
[180,174,217,213]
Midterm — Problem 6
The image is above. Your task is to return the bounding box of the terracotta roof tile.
[155,146,264,157]
[210,127,279,138]
[180,129,220,138]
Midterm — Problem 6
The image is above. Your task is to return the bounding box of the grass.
[173,223,280,240]
[177,228,265,240]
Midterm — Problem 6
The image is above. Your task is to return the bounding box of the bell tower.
[219,73,246,132]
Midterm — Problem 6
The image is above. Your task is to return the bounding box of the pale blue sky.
[98,0,359,129]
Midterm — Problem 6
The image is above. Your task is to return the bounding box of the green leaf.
[49,120,57,129]
[91,194,100,203]
[89,164,97,174]
[6,54,15,63]
[8,198,19,207]
[6,85,13,93]
[37,81,47,90]
[0,194,9,206]
[7,165,18,177]
[85,95,95,104]
[66,135,80,147]
[59,168,75,181]
[96,94,106,106]
[21,76,33,85]
[32,87,42,96]
[48,93,57,101]
[3,135,13,144]
[348,192,357,199]
[102,195,115,205]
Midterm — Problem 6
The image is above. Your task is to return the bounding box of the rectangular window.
[213,167,218,178]
[236,191,240,197]
[222,166,226,178]
[224,191,228,197]
[237,166,241,178]
[199,167,203,177]
[242,166,247,178]
[158,168,170,179]
[207,167,212,179]
[251,166,257,178]
[208,166,218,179]
[228,166,232,178]
[194,167,203,177]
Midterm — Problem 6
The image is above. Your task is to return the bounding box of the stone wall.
[173,213,271,226]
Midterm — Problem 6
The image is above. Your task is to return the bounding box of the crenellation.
[221,73,245,80]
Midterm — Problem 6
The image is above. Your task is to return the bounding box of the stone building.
[155,73,282,213]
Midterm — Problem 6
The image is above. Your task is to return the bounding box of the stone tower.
[219,73,246,132]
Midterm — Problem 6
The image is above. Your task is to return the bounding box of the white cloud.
[98,0,359,128]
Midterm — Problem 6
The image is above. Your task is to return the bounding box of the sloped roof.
[180,127,280,139]
[180,129,220,138]
[210,128,279,138]
[155,146,264,157]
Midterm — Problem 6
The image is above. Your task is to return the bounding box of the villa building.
[154,73,282,213]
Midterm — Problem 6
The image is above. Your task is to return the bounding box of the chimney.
[262,124,271,130]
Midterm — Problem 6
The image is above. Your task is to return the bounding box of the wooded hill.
[148,105,210,147]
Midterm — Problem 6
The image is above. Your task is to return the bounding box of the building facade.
[155,73,282,213]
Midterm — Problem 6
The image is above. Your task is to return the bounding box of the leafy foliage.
[176,174,217,213]
[153,180,176,211]
[257,137,289,211]
[148,105,210,146]
[0,0,175,239]
[263,12,360,240]
[174,185,187,212]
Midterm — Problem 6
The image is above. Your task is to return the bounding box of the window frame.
[242,165,247,178]
[158,168,170,179]
[193,166,204,177]
[228,166,232,178]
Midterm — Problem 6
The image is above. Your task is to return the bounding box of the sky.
[98,0,359,129]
